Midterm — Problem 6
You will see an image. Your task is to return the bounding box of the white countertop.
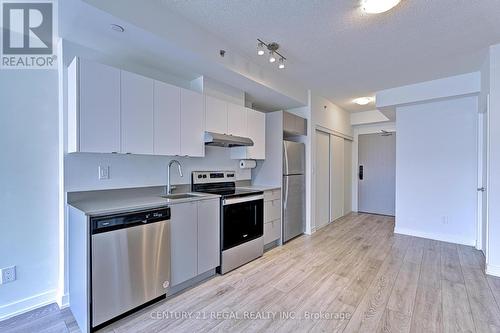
[68,187,220,216]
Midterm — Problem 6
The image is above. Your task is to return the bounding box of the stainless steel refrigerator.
[283,140,306,243]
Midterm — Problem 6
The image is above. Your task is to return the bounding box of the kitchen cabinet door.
[73,58,121,153]
[227,103,247,137]
[180,89,205,157]
[154,80,181,156]
[246,109,266,159]
[170,202,198,286]
[230,108,266,160]
[197,199,220,273]
[205,95,227,134]
[121,71,154,154]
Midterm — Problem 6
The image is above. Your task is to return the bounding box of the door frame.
[351,123,396,212]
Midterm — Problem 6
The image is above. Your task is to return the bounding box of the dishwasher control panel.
[91,207,170,234]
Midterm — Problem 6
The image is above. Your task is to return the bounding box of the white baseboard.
[394,227,475,246]
[56,292,69,309]
[486,264,500,277]
[0,289,57,321]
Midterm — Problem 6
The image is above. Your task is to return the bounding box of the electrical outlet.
[0,266,16,284]
[98,165,110,180]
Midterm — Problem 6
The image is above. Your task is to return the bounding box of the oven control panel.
[192,171,236,184]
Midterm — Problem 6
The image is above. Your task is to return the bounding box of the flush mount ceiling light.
[361,0,401,14]
[257,39,287,69]
[353,96,375,105]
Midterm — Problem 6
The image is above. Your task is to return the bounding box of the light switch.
[98,165,110,180]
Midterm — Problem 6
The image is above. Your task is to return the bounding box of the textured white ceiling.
[160,0,500,111]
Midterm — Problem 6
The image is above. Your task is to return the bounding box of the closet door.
[344,139,352,214]
[330,135,344,221]
[315,130,330,229]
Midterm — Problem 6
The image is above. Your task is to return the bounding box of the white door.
[315,130,330,229]
[358,132,396,216]
[120,71,154,154]
[180,89,205,157]
[78,59,121,153]
[227,103,247,137]
[478,95,490,254]
[330,135,345,221]
[153,80,181,156]
[205,95,228,134]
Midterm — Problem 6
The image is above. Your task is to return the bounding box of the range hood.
[204,132,254,147]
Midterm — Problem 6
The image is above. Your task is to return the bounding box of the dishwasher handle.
[91,207,170,234]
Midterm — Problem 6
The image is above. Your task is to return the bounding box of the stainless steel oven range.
[192,171,264,274]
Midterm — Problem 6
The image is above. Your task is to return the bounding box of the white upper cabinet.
[68,58,121,153]
[227,103,247,137]
[154,80,181,156]
[205,95,227,134]
[231,108,266,160]
[181,88,205,157]
[246,108,266,159]
[120,71,154,154]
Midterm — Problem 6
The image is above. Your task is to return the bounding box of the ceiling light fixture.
[110,23,125,32]
[257,42,265,56]
[278,58,285,69]
[361,0,401,14]
[269,51,276,63]
[353,97,375,105]
[256,39,287,69]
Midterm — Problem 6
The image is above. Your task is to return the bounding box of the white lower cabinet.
[170,199,220,286]
[170,201,198,286]
[197,199,220,273]
[264,220,281,245]
[262,188,281,245]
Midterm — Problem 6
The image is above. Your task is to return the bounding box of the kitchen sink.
[160,193,202,200]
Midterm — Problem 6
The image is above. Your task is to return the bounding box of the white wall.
[0,70,59,319]
[65,148,250,192]
[395,96,478,246]
[487,43,500,276]
[350,110,389,126]
[377,72,481,108]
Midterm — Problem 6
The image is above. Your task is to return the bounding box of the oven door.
[222,195,264,251]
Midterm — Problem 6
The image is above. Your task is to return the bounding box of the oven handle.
[223,195,264,206]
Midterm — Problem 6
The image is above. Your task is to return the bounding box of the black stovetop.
[192,182,263,199]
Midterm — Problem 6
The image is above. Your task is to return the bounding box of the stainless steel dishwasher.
[90,207,171,328]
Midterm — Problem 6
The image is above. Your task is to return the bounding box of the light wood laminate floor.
[3,213,500,333]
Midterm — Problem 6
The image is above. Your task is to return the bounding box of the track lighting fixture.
[256,39,287,69]
[278,58,285,69]
[269,51,276,63]
[257,42,265,56]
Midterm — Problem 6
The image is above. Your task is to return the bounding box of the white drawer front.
[264,199,281,222]
[264,188,281,202]
[264,219,281,244]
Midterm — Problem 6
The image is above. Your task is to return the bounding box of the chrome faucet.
[167,160,183,195]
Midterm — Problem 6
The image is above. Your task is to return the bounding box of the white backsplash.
[65,146,251,192]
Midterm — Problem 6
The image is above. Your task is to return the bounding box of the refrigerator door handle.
[283,176,289,209]
[283,142,289,175]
